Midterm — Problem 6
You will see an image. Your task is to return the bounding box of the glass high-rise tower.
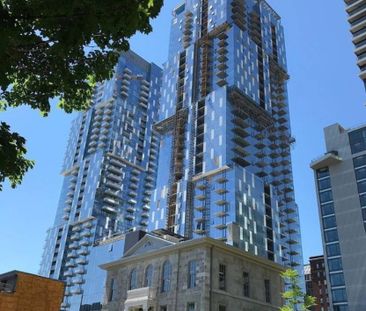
[40,50,162,310]
[149,0,303,272]
[344,0,366,86]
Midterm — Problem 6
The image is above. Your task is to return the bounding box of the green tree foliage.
[0,122,34,190]
[0,0,163,190]
[280,269,317,311]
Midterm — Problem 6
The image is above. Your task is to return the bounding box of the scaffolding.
[232,0,247,31]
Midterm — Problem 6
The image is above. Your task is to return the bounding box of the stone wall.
[103,239,283,311]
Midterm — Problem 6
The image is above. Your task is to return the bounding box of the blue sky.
[0,0,365,274]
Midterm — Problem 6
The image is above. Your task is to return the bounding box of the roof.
[100,236,285,273]
[0,270,64,284]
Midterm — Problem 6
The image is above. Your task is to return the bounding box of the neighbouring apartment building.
[149,0,303,275]
[304,263,312,298]
[101,231,284,311]
[39,50,162,311]
[344,0,366,86]
[304,256,330,311]
[0,271,65,311]
[310,123,366,311]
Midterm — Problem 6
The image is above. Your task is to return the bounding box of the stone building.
[0,270,65,311]
[101,232,284,311]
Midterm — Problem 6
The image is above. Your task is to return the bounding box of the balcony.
[215,188,228,195]
[77,248,90,256]
[79,238,91,246]
[310,151,342,170]
[105,189,120,198]
[215,199,228,206]
[107,166,122,175]
[75,257,88,265]
[70,286,83,295]
[74,267,86,275]
[102,205,117,214]
[80,229,92,238]
[195,205,206,212]
[193,228,206,235]
[128,191,138,198]
[67,251,77,258]
[65,260,76,268]
[195,194,206,201]
[215,211,229,217]
[64,269,74,277]
[61,302,71,309]
[125,214,135,221]
[70,233,80,241]
[69,242,79,250]
[72,277,84,285]
[215,224,227,230]
[105,181,120,190]
[124,287,154,310]
[140,220,148,226]
[104,197,119,205]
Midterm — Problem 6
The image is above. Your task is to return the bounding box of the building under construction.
[149,0,304,275]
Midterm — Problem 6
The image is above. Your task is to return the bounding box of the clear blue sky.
[0,0,365,274]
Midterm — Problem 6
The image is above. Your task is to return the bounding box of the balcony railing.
[124,287,154,308]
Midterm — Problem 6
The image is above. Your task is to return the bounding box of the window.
[188,260,197,288]
[330,273,345,286]
[324,229,339,243]
[356,167,366,180]
[264,279,271,303]
[144,265,153,287]
[362,208,366,221]
[108,278,115,302]
[323,216,337,229]
[321,203,335,216]
[243,272,250,297]
[161,261,172,293]
[328,258,343,272]
[334,305,349,311]
[332,288,348,303]
[360,194,366,207]
[187,303,195,311]
[129,268,138,290]
[160,306,167,311]
[358,180,366,194]
[218,305,226,311]
[219,264,226,290]
[319,191,333,203]
[353,155,366,168]
[318,178,331,190]
[349,128,366,154]
[326,243,341,257]
[317,168,329,179]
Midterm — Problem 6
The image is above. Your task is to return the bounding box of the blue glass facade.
[149,0,303,273]
[315,167,348,310]
[40,51,162,310]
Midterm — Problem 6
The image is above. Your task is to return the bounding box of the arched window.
[144,265,153,287]
[129,268,138,290]
[161,260,172,293]
[188,260,197,288]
